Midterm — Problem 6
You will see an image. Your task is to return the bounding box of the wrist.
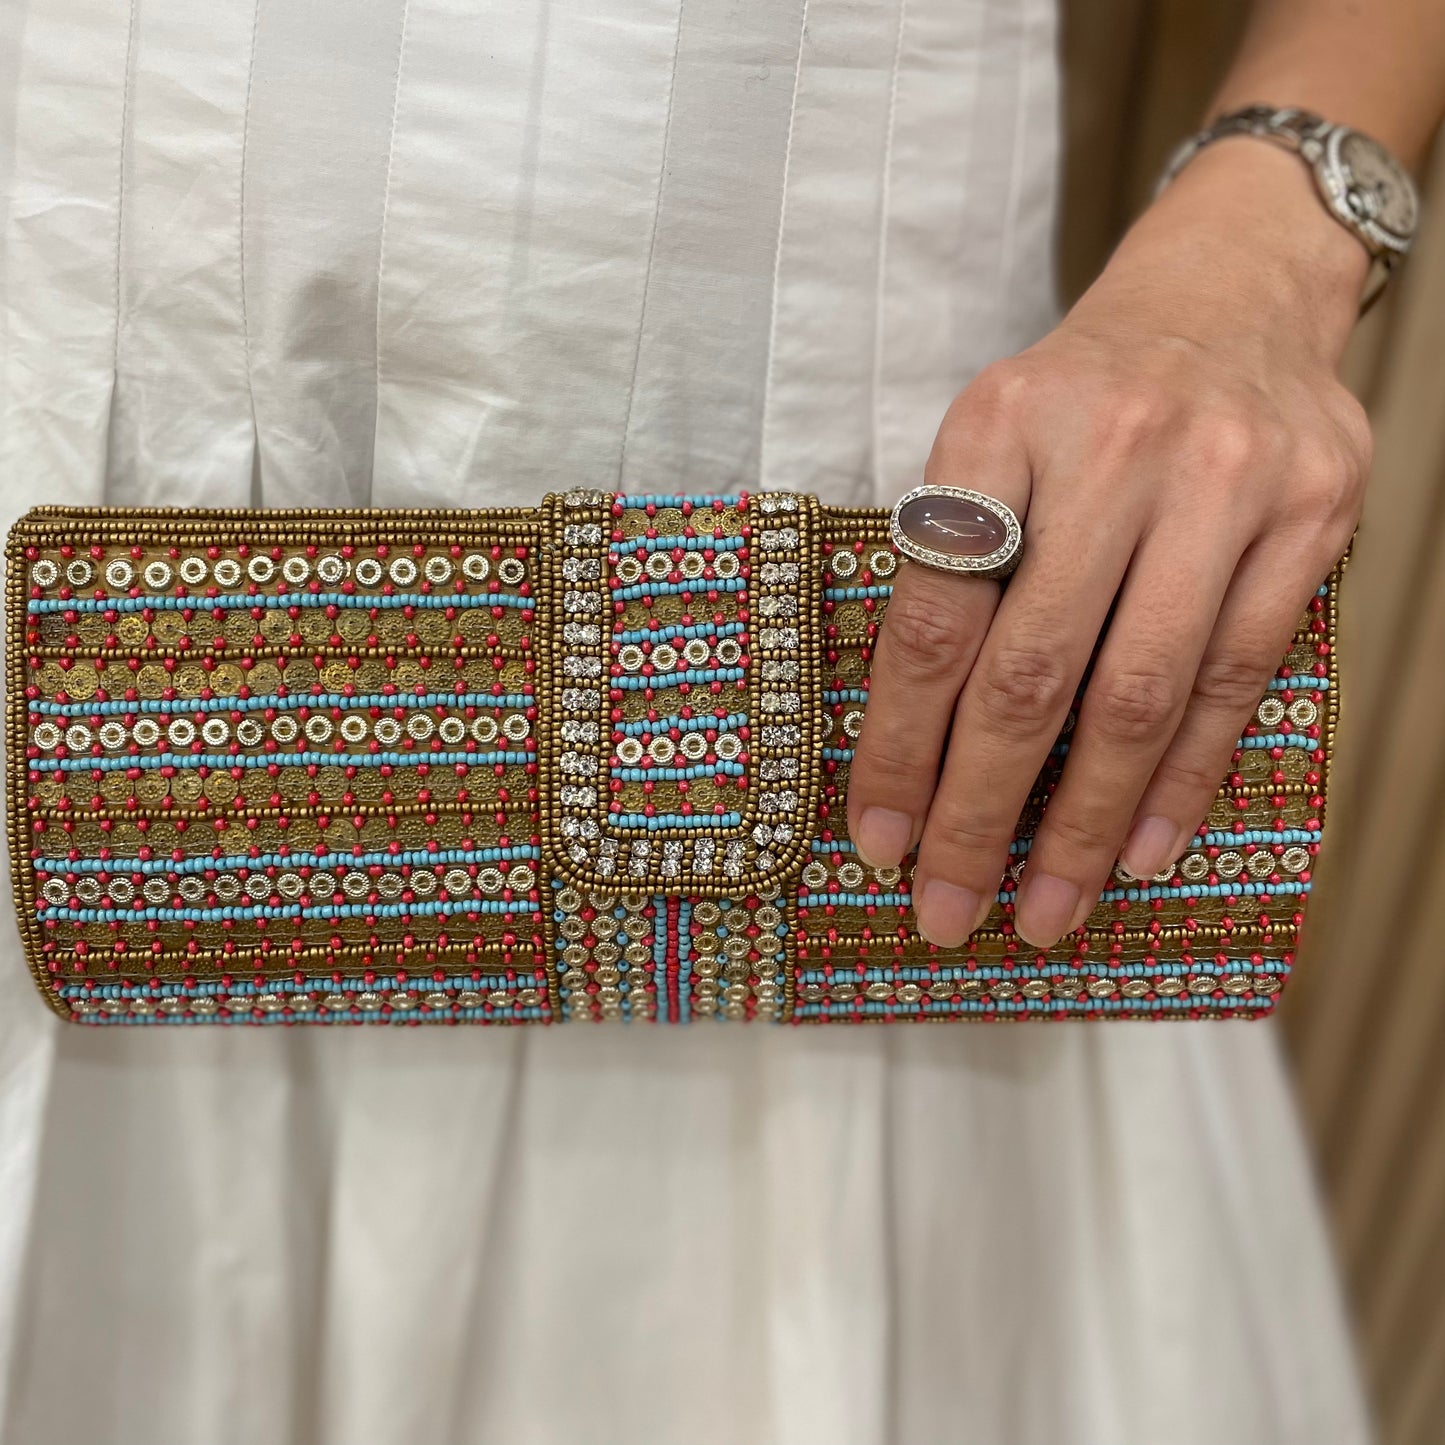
[1082,137,1370,362]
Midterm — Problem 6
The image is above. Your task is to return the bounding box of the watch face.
[1329,129,1419,250]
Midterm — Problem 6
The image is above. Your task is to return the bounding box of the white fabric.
[0,1,1371,1441]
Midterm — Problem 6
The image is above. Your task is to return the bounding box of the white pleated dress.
[0,1,1372,1441]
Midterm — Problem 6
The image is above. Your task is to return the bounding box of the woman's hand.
[846,140,1374,949]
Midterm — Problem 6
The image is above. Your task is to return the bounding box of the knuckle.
[929,363,1030,470]
[1038,806,1119,860]
[1086,384,1169,460]
[1188,408,1261,479]
[1153,750,1228,800]
[1334,391,1374,475]
[921,808,1003,867]
[1192,650,1271,709]
[963,359,1034,418]
[880,591,970,676]
[1288,443,1364,544]
[972,644,1073,732]
[850,727,935,794]
[1088,664,1182,745]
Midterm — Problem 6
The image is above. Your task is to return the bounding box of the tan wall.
[1058,5,1445,1440]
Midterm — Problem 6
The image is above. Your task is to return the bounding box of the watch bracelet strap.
[1156,105,1333,197]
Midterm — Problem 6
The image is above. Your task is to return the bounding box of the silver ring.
[888,484,1023,581]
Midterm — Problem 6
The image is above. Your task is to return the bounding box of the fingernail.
[1015,872,1081,949]
[914,880,983,949]
[1120,815,1182,880]
[854,807,913,868]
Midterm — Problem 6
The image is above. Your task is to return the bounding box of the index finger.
[845,415,1032,870]
[846,562,1000,867]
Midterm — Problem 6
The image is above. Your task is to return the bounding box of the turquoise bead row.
[649,906,669,1023]
[611,533,748,556]
[46,748,532,773]
[606,812,744,829]
[30,589,531,614]
[676,900,694,1024]
[74,1006,551,1026]
[795,994,1276,1019]
[42,897,544,924]
[612,619,747,646]
[30,689,532,718]
[610,762,745,782]
[823,585,892,601]
[35,844,541,876]
[798,877,1312,909]
[614,710,748,737]
[60,971,544,1001]
[610,577,748,601]
[812,827,1318,860]
[619,493,742,507]
[611,666,745,691]
[797,958,1290,985]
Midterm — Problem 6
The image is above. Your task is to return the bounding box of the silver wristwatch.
[1158,105,1420,311]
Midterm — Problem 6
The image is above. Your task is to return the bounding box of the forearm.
[1073,2,1445,369]
[1214,0,1445,163]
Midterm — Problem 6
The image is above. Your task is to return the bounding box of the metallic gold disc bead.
[1215,851,1245,879]
[1256,697,1286,727]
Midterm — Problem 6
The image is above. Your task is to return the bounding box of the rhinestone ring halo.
[888,484,1023,581]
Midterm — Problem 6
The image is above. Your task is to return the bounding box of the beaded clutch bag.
[5,492,1340,1026]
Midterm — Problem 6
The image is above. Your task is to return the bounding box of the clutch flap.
[536,490,826,898]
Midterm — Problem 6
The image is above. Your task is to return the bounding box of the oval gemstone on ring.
[894,493,1009,558]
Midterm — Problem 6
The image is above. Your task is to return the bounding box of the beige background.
[1059,4,1445,1440]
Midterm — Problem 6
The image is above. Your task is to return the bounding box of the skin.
[847,0,1445,949]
